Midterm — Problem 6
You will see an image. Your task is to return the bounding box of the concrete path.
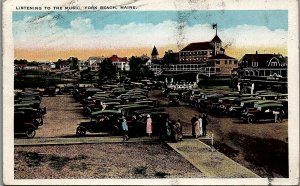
[167,139,260,178]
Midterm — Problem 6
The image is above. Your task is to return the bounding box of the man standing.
[121,116,129,141]
[191,114,198,138]
[202,113,208,136]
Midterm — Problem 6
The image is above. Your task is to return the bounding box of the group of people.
[121,114,184,143]
[191,113,208,138]
[121,113,207,142]
[121,114,153,141]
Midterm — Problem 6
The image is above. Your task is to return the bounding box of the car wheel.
[26,128,36,138]
[76,127,86,137]
[231,111,237,117]
[247,116,255,124]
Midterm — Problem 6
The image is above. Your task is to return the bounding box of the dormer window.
[252,61,258,67]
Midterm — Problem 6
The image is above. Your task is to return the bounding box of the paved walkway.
[167,139,260,178]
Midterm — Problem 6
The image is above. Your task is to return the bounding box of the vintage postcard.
[2,0,299,185]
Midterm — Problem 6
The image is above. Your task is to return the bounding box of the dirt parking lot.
[16,92,288,178]
[37,95,89,138]
[150,90,288,178]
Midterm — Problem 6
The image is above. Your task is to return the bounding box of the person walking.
[202,113,208,136]
[146,114,153,137]
[194,116,200,138]
[121,116,129,141]
[191,114,198,138]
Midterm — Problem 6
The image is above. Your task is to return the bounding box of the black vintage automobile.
[15,107,45,128]
[244,103,284,124]
[42,86,56,96]
[133,111,169,136]
[168,92,180,106]
[14,112,37,138]
[76,110,123,136]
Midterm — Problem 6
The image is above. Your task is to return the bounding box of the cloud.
[13,15,287,51]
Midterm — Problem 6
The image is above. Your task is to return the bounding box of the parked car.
[228,99,260,117]
[168,92,180,106]
[135,111,169,136]
[244,103,284,124]
[15,107,45,128]
[213,96,240,115]
[76,110,123,136]
[14,112,37,138]
[42,86,56,96]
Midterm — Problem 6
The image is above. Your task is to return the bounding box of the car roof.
[257,103,283,108]
[91,110,121,116]
[168,92,180,96]
[219,96,239,100]
[255,100,279,104]
[242,99,260,103]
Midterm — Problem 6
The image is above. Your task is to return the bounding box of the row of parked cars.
[14,89,47,138]
[163,88,288,124]
[72,83,169,137]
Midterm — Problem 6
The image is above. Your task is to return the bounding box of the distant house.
[110,55,129,71]
[239,51,287,78]
[39,63,51,71]
[209,54,238,75]
[87,56,105,71]
[163,50,179,64]
[78,61,88,71]
[14,60,28,70]
[60,62,70,71]
[49,62,56,69]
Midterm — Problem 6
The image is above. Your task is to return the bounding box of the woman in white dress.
[199,115,203,137]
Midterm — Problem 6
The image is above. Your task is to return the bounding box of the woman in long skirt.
[194,117,200,138]
[146,114,152,137]
[199,115,203,137]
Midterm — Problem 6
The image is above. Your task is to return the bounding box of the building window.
[234,61,237,65]
[271,62,277,67]
[216,60,220,65]
[252,61,258,67]
[225,60,228,65]
[216,68,220,72]
[229,61,232,65]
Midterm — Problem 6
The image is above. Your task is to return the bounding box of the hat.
[147,114,150,118]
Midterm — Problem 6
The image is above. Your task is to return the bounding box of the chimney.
[256,51,258,55]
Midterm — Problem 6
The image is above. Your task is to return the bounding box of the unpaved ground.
[16,91,288,178]
[14,143,203,179]
[150,90,288,178]
[37,95,89,138]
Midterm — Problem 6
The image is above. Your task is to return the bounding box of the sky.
[13,10,288,61]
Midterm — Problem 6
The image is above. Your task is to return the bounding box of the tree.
[55,59,63,69]
[99,58,116,82]
[68,57,79,70]
[128,56,153,81]
[14,59,28,65]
